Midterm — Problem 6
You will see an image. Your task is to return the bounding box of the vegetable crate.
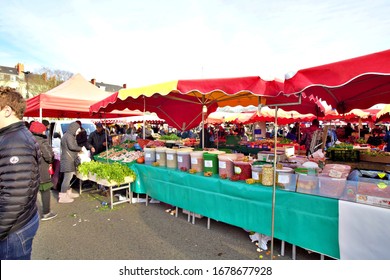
[329,149,360,162]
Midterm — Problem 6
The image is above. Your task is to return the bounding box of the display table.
[339,200,390,259]
[76,173,134,209]
[131,164,340,259]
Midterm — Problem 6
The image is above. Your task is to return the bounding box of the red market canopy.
[283,49,390,114]
[89,76,325,130]
[206,107,316,125]
[245,107,316,125]
[319,108,380,123]
[91,113,165,125]
[376,104,390,123]
[89,76,285,130]
[206,111,255,125]
[25,73,142,119]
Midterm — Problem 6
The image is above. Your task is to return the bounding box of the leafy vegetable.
[78,161,136,185]
[159,134,181,140]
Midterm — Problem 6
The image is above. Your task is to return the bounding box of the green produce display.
[77,161,136,185]
[159,134,181,140]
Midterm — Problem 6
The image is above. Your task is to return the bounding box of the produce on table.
[145,140,166,148]
[77,161,136,185]
[97,148,144,162]
[188,168,198,174]
[159,134,181,141]
[230,174,240,181]
[136,157,145,164]
[245,178,256,184]
[220,174,228,179]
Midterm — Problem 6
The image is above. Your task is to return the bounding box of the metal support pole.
[270,106,278,260]
[201,95,205,149]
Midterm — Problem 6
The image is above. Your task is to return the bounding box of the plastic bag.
[48,164,54,175]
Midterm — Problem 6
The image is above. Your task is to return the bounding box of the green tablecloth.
[131,164,340,259]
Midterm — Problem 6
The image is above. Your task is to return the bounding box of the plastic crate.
[225,135,240,146]
[329,149,360,162]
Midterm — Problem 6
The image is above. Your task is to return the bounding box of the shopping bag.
[48,164,54,175]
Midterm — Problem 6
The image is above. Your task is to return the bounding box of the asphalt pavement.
[31,188,329,260]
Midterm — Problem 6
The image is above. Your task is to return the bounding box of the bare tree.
[23,68,74,96]
[36,67,73,83]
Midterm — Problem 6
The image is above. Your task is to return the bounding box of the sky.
[1,0,389,87]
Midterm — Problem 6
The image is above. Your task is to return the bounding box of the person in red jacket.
[30,121,57,221]
[0,87,40,260]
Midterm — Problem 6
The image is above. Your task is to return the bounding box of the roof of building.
[96,82,122,92]
[0,65,18,75]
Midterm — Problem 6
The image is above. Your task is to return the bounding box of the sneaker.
[67,189,79,198]
[58,192,74,203]
[41,212,58,221]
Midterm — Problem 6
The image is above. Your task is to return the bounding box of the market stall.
[25,73,143,119]
[84,136,390,259]
[86,54,390,259]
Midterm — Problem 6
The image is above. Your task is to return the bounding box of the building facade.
[0,63,29,98]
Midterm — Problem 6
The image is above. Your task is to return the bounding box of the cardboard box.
[359,154,390,164]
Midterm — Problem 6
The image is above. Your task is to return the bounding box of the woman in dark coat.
[59,121,82,203]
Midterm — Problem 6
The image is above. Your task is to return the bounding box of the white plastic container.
[177,149,192,171]
[276,167,294,189]
[190,151,206,172]
[251,165,263,182]
[218,153,244,178]
[143,147,156,165]
[155,147,167,167]
[165,148,178,169]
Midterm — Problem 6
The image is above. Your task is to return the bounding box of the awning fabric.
[283,49,390,114]
[89,76,325,130]
[320,108,380,123]
[376,104,390,123]
[25,73,142,119]
[206,107,316,125]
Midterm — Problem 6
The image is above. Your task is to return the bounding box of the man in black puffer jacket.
[0,87,41,260]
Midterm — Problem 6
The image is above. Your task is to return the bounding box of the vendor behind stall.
[88,122,112,158]
[300,119,322,156]
[384,130,390,152]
